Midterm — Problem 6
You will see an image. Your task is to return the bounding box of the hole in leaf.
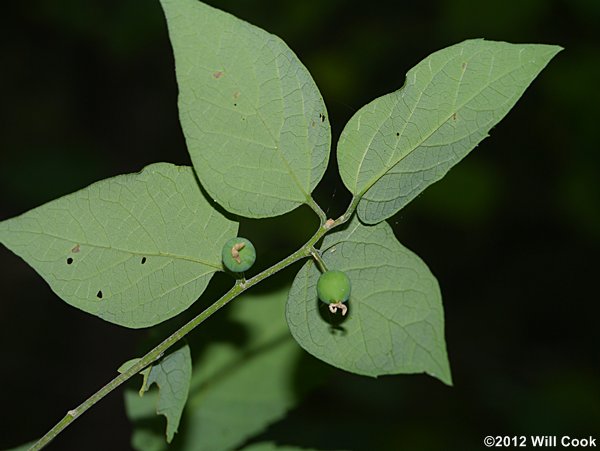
[234,103,237,107]
[66,257,73,265]
[396,132,400,137]
[141,257,147,264]
[97,290,103,299]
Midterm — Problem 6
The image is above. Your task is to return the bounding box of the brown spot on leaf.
[72,244,80,253]
[233,91,240,99]
[452,112,457,121]
[213,70,224,79]
[462,62,467,70]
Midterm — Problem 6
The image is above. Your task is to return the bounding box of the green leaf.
[0,163,237,328]
[160,0,330,218]
[137,344,192,443]
[337,39,562,224]
[126,286,311,451]
[286,216,451,384]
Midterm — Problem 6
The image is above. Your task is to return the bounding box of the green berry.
[317,270,351,304]
[222,237,256,272]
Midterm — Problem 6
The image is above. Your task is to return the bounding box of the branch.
[310,248,328,273]
[31,195,360,450]
[306,196,327,225]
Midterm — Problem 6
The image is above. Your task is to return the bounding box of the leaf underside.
[160,0,331,218]
[141,344,192,443]
[286,216,452,384]
[337,39,562,224]
[0,163,237,328]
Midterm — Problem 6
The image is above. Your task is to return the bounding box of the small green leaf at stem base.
[123,345,192,444]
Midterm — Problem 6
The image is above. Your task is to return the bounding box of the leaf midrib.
[270,42,312,203]
[11,229,222,269]
[356,49,531,200]
[206,27,314,205]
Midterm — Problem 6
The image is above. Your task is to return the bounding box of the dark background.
[1,0,598,450]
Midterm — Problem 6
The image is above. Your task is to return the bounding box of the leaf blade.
[286,217,451,384]
[0,163,238,328]
[142,344,193,443]
[160,0,331,218]
[337,39,562,223]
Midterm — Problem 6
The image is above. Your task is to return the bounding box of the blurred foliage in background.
[1,0,598,450]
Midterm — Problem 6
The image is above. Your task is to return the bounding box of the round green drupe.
[317,270,351,304]
[222,237,256,273]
